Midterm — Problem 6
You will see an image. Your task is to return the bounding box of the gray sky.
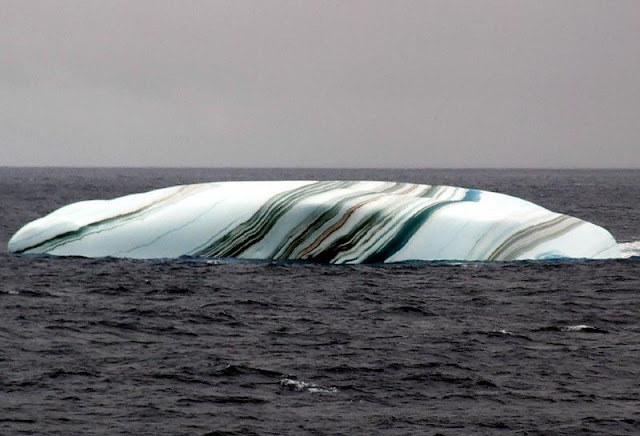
[1,0,639,168]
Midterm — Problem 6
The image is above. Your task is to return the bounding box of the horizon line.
[1,165,639,171]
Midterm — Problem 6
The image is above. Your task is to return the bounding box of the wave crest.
[618,240,640,258]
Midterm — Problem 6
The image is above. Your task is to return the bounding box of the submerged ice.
[8,181,621,263]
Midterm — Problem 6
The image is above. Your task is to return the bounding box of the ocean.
[1,168,639,435]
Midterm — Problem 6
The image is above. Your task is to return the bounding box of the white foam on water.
[280,378,338,393]
[495,329,514,335]
[618,240,640,258]
[561,325,608,333]
[564,325,594,332]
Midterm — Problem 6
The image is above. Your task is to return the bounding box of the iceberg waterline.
[8,181,621,263]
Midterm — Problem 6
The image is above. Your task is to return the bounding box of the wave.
[280,378,338,393]
[618,240,640,258]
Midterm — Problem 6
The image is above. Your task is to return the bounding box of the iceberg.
[7,181,621,263]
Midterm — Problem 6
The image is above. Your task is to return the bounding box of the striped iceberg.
[8,181,621,263]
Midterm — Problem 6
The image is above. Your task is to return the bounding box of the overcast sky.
[1,1,639,168]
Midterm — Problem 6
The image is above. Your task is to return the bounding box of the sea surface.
[1,168,639,435]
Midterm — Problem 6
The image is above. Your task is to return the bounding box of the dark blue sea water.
[1,168,639,435]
